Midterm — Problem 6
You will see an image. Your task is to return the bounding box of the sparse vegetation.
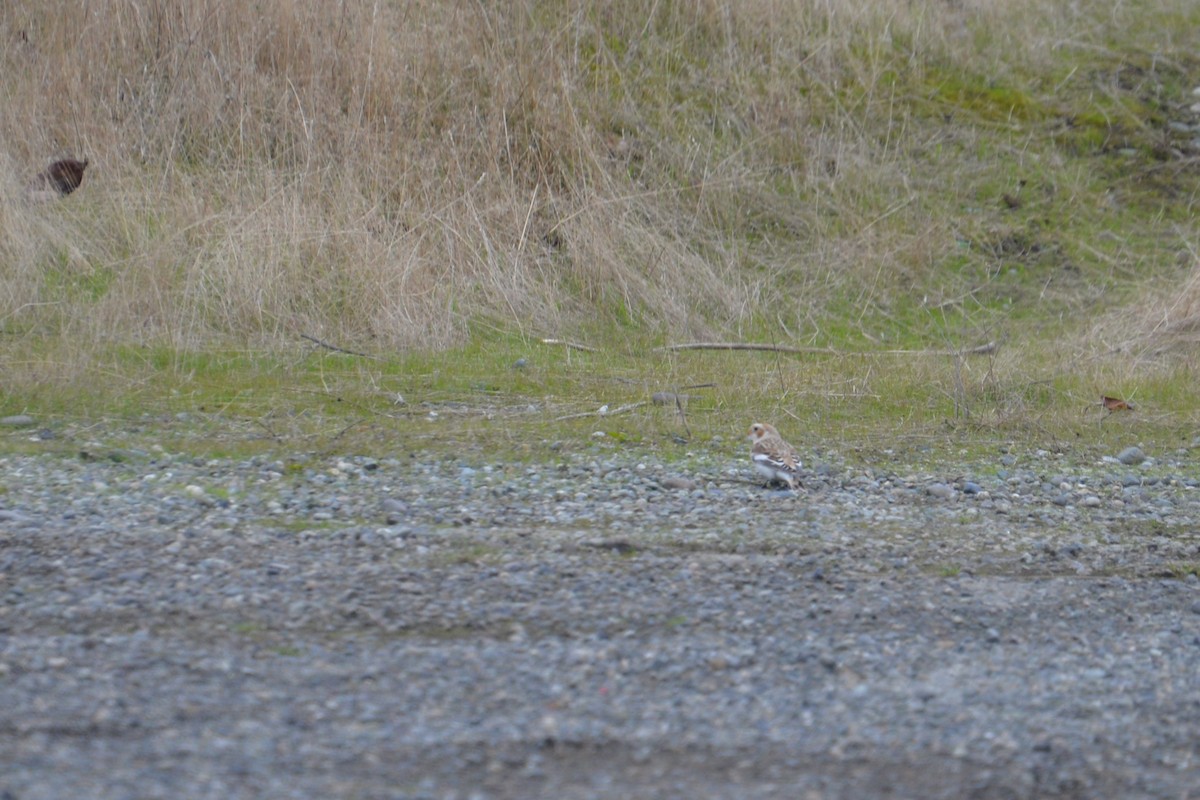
[1,0,1198,452]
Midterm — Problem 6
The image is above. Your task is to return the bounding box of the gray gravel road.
[2,437,1199,798]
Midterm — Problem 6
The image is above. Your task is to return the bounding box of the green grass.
[1,323,1195,465]
[2,1,1199,460]
[1164,563,1200,579]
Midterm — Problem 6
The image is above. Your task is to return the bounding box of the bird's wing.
[752,443,799,472]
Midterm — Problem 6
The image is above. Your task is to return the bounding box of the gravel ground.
[2,428,1199,799]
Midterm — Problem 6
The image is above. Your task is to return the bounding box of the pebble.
[0,509,35,525]
[0,415,34,427]
[0,440,1197,799]
[926,483,954,500]
[1117,447,1146,466]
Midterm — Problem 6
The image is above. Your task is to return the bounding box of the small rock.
[0,415,34,427]
[1081,495,1102,508]
[926,483,954,500]
[108,448,148,462]
[0,509,34,525]
[1117,446,1146,466]
[513,358,528,369]
[660,476,696,491]
[962,481,982,495]
[583,539,638,555]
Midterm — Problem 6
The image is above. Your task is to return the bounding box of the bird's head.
[748,422,771,442]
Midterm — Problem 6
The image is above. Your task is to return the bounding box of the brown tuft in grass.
[26,156,88,200]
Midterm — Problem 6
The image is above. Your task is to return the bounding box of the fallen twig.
[656,341,999,356]
[673,391,691,439]
[555,401,648,421]
[540,338,599,353]
[300,333,379,359]
[657,342,836,354]
[651,392,690,405]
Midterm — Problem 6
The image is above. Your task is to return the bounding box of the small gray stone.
[1,433,1199,799]
[0,415,34,427]
[926,483,954,500]
[1117,446,1146,466]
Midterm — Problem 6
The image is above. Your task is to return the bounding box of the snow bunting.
[747,422,802,490]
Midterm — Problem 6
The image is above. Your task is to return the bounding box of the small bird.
[26,157,89,202]
[747,422,802,490]
[1101,395,1135,413]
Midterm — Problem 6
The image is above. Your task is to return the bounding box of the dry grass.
[1091,247,1200,363]
[1,0,1199,435]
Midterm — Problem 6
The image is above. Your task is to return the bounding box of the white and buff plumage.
[747,422,802,490]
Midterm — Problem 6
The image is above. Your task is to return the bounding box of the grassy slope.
[1,0,1198,459]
